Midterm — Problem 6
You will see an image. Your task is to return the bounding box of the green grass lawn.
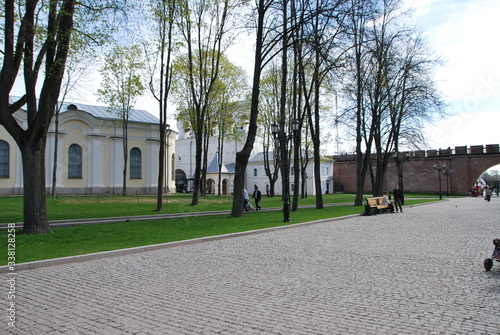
[0,192,441,223]
[0,193,362,223]
[0,194,441,265]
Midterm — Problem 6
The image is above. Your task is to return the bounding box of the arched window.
[0,140,9,178]
[130,147,142,179]
[68,144,82,178]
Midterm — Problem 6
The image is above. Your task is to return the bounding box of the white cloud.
[405,0,500,148]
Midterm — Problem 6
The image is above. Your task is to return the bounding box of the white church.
[0,98,333,196]
[174,122,334,197]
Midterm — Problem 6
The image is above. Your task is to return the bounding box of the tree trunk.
[201,129,209,196]
[191,133,203,206]
[21,140,51,234]
[230,0,266,217]
[312,51,323,209]
[155,123,166,211]
[51,109,60,197]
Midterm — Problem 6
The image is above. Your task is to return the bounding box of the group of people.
[471,185,496,201]
[381,185,404,213]
[244,184,405,214]
[243,185,262,212]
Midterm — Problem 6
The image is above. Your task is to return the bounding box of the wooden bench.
[365,197,390,215]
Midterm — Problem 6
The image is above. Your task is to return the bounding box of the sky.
[8,0,500,153]
[407,0,500,150]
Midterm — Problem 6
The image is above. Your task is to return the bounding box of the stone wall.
[334,145,500,195]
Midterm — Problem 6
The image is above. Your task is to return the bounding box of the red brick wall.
[334,152,500,195]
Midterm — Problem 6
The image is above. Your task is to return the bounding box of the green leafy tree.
[98,44,145,196]
[209,61,248,195]
[176,0,241,205]
[173,52,248,196]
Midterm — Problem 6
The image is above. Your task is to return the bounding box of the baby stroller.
[483,239,500,271]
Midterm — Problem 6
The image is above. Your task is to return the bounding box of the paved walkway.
[2,197,499,334]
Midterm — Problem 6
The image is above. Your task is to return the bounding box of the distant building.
[174,121,334,196]
[174,122,251,194]
[0,98,176,195]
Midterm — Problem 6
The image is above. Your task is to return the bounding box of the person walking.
[393,184,404,213]
[243,188,249,211]
[485,186,492,202]
[253,185,262,211]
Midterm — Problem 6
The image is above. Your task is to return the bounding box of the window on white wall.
[130,147,142,179]
[0,140,9,178]
[68,144,82,178]
[254,168,257,176]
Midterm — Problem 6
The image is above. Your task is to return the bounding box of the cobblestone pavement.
[2,197,500,334]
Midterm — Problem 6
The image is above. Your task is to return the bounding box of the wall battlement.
[334,144,500,162]
[333,144,500,195]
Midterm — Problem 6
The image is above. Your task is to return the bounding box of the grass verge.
[0,193,360,223]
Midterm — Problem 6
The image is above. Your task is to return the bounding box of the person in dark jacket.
[393,185,404,213]
[252,185,262,211]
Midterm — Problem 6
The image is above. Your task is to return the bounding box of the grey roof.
[250,151,314,162]
[207,155,221,173]
[250,151,279,162]
[63,102,159,124]
[9,96,159,124]
[225,162,235,173]
[207,155,234,174]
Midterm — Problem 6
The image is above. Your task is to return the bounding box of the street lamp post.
[393,151,410,193]
[443,168,453,196]
[433,163,447,199]
[271,119,299,222]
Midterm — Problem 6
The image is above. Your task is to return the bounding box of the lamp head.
[271,123,279,137]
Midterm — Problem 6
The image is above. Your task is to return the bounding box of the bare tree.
[343,0,378,205]
[98,44,146,196]
[295,0,347,209]
[144,0,179,211]
[342,0,443,199]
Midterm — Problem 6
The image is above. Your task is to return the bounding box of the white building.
[174,122,334,196]
[0,99,176,195]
